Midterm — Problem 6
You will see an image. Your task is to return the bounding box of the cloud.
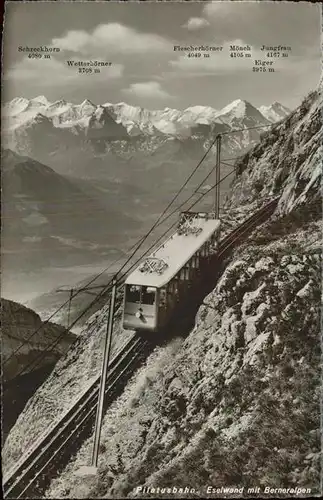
[5,56,124,86]
[203,1,259,20]
[6,57,74,83]
[203,2,228,17]
[51,23,172,56]
[202,1,320,50]
[182,17,210,31]
[122,81,172,100]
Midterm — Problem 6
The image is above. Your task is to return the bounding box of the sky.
[2,1,322,111]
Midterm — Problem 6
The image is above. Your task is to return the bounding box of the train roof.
[125,214,220,288]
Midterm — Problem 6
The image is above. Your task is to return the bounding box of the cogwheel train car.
[122,211,220,332]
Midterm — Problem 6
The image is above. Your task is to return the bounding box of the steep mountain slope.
[2,298,76,440]
[26,271,115,329]
[46,221,320,498]
[228,90,321,214]
[2,149,138,273]
[2,298,76,382]
[258,102,291,123]
[3,91,320,496]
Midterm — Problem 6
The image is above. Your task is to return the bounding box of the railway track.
[3,198,278,499]
[3,335,150,499]
[217,197,279,258]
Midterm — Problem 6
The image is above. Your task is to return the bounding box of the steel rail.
[3,335,148,498]
[217,198,278,258]
[16,339,149,499]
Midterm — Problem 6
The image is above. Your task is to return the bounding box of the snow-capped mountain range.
[258,101,291,123]
[3,96,290,138]
[1,95,291,187]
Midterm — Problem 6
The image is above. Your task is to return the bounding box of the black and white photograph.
[1,1,322,498]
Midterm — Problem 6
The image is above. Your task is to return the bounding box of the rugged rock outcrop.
[2,298,76,383]
[228,90,321,215]
[2,299,77,439]
[42,209,320,498]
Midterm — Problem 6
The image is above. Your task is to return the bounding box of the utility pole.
[75,277,118,477]
[67,288,73,329]
[91,277,117,469]
[214,134,222,218]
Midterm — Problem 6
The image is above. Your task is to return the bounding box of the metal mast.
[91,277,117,468]
[214,134,222,218]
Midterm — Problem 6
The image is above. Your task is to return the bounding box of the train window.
[127,285,141,303]
[202,243,207,257]
[172,279,179,296]
[160,288,166,307]
[181,265,190,280]
[192,255,199,268]
[142,286,156,305]
[180,267,188,281]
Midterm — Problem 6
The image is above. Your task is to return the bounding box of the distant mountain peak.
[32,95,50,105]
[48,99,68,109]
[258,102,291,123]
[26,112,50,124]
[216,99,265,124]
[10,97,29,105]
[3,97,30,116]
[2,94,288,144]
[219,99,249,117]
[80,99,96,108]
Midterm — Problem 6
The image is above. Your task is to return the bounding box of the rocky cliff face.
[2,298,76,382]
[2,299,77,440]
[42,208,320,499]
[2,91,321,496]
[227,90,321,216]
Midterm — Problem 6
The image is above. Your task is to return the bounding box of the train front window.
[142,286,156,305]
[127,285,141,303]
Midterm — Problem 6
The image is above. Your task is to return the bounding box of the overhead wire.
[220,124,272,136]
[5,121,271,372]
[3,133,222,367]
[6,94,315,383]
[4,156,241,370]
[72,159,236,292]
[7,165,236,381]
[7,163,236,379]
